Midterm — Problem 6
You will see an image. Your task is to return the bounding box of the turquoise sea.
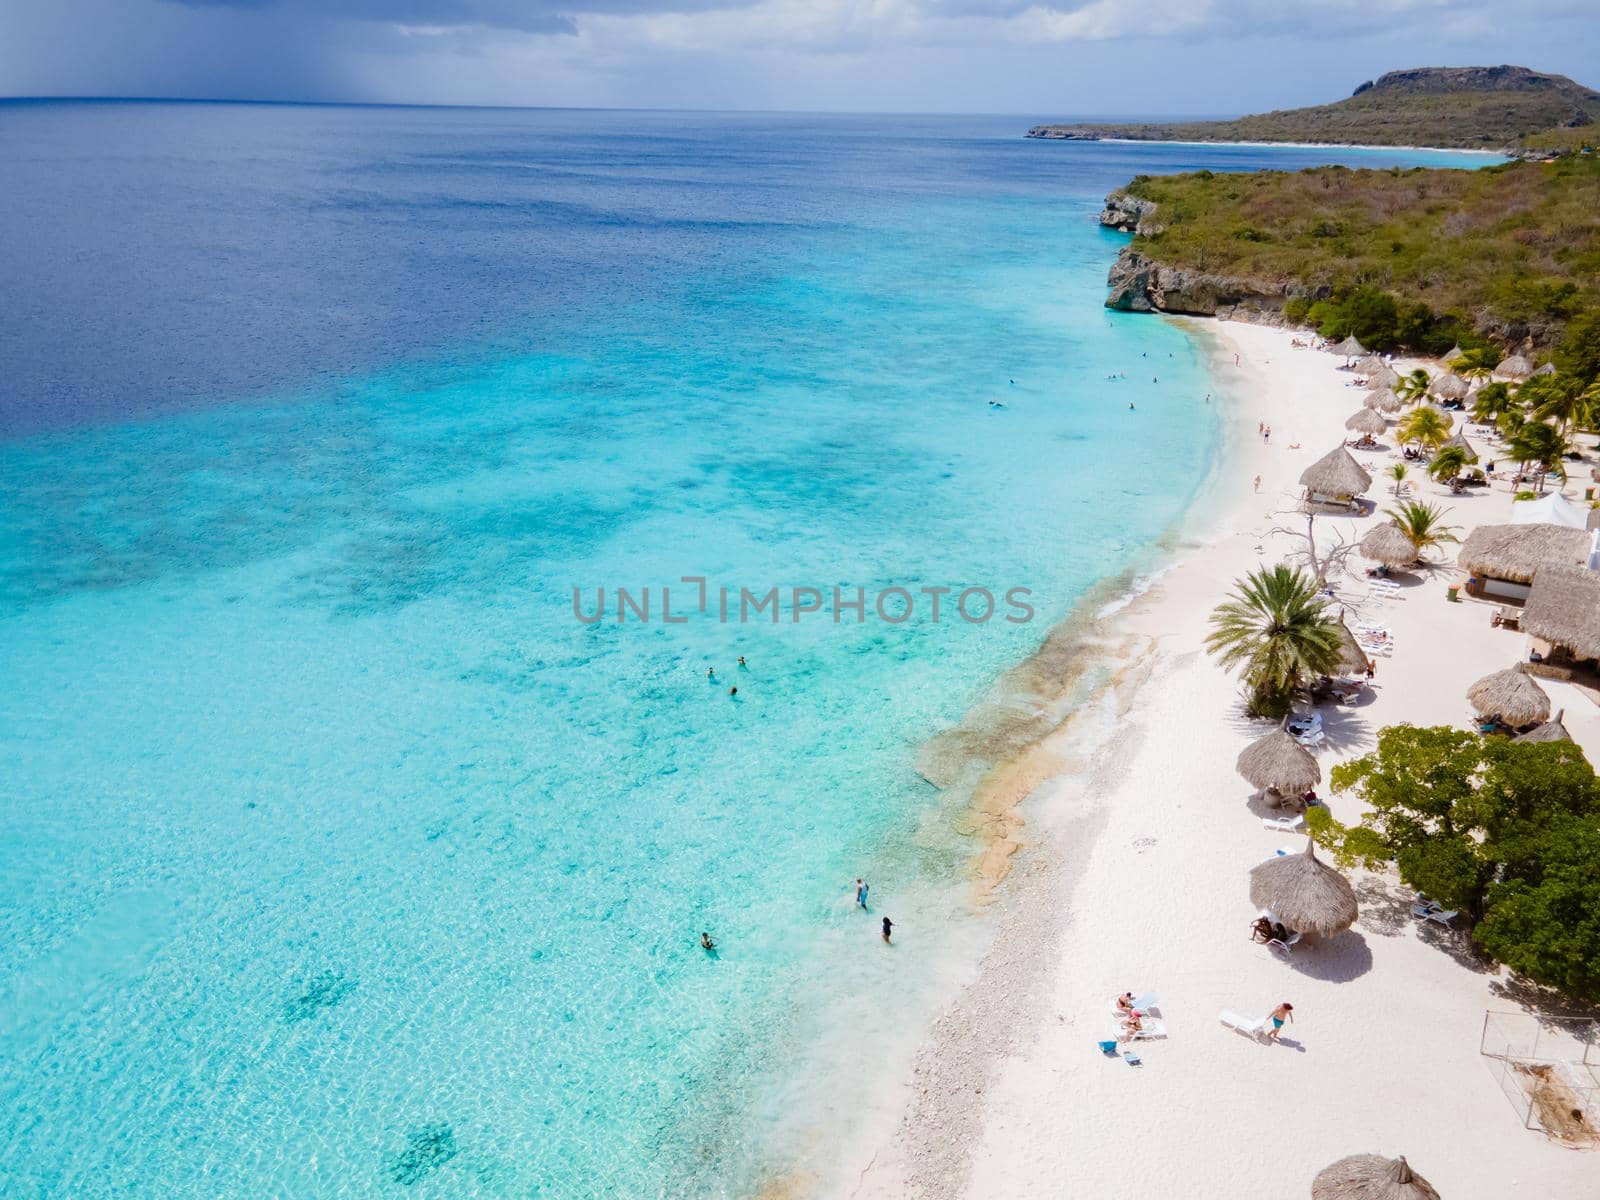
[0,103,1489,1197]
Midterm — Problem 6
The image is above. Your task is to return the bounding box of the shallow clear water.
[0,103,1487,1196]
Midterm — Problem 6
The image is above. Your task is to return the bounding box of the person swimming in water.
[706,666,715,680]
[729,686,737,697]
[738,656,747,667]
[701,932,716,951]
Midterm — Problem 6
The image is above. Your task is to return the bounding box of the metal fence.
[1480,1010,1600,1143]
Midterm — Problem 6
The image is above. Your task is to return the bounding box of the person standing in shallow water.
[881,916,893,943]
[856,879,869,908]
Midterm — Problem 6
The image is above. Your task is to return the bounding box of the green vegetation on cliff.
[1117,153,1600,350]
[1029,66,1600,154]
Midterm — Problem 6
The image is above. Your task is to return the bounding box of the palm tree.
[1453,346,1500,385]
[1526,374,1593,437]
[1205,565,1344,718]
[1508,421,1571,494]
[1427,446,1471,487]
[1387,462,1409,496]
[1470,381,1515,426]
[1395,369,1431,405]
[1387,501,1461,557]
[1496,406,1528,441]
[1395,406,1451,452]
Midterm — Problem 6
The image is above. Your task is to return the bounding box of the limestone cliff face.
[1099,189,1321,318]
[1103,247,1319,319]
[1098,192,1159,234]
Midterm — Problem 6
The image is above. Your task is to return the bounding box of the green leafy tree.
[1475,818,1600,1000]
[1507,421,1571,493]
[1387,500,1460,557]
[1427,446,1471,486]
[1318,726,1600,915]
[1204,565,1343,718]
[1395,405,1451,451]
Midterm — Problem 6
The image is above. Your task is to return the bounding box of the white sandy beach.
[851,320,1599,1199]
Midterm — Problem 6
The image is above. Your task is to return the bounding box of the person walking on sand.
[856,879,869,909]
[1253,474,1261,493]
[1267,1001,1293,1040]
[881,916,894,943]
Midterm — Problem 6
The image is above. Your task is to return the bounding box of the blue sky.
[3,0,1598,114]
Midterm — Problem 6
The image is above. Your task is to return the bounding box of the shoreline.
[846,317,1599,1198]
[1030,134,1509,158]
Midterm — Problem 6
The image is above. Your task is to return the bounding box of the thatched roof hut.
[1363,389,1402,413]
[1439,429,1478,463]
[1345,408,1387,435]
[1466,666,1552,726]
[1429,373,1469,400]
[1332,620,1371,677]
[1360,523,1417,568]
[1443,344,1463,363]
[1237,728,1320,795]
[1458,523,1591,585]
[1312,1154,1440,1200]
[1498,354,1534,380]
[1330,335,1365,357]
[1523,563,1600,661]
[1514,710,1571,744]
[1355,354,1387,375]
[1367,365,1400,390]
[1249,840,1358,937]
[1532,362,1557,377]
[1300,446,1373,505]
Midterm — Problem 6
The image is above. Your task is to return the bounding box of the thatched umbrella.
[1345,408,1387,435]
[1249,840,1358,936]
[1523,563,1600,660]
[1498,354,1534,380]
[1458,523,1592,585]
[1429,373,1469,401]
[1355,354,1387,376]
[1360,522,1417,568]
[1237,728,1321,796]
[1443,343,1463,364]
[1440,429,1478,463]
[1532,362,1557,377]
[1514,709,1571,744]
[1367,365,1401,390]
[1330,335,1365,357]
[1332,620,1371,676]
[1363,388,1402,413]
[1312,1154,1440,1200]
[1300,445,1373,505]
[1466,666,1552,726]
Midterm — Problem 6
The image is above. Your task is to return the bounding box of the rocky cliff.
[1099,192,1322,318]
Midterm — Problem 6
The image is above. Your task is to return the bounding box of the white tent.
[1511,492,1589,530]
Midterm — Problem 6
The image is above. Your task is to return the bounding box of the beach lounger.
[1412,905,1459,927]
[1267,932,1301,958]
[1219,1010,1268,1039]
[1263,814,1304,833]
[1126,1019,1167,1040]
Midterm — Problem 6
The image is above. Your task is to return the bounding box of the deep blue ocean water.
[0,102,1488,1197]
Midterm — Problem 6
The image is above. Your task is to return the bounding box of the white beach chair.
[1219,1010,1268,1039]
[1267,932,1302,958]
[1412,905,1459,927]
[1263,814,1304,833]
[1126,1019,1168,1041]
